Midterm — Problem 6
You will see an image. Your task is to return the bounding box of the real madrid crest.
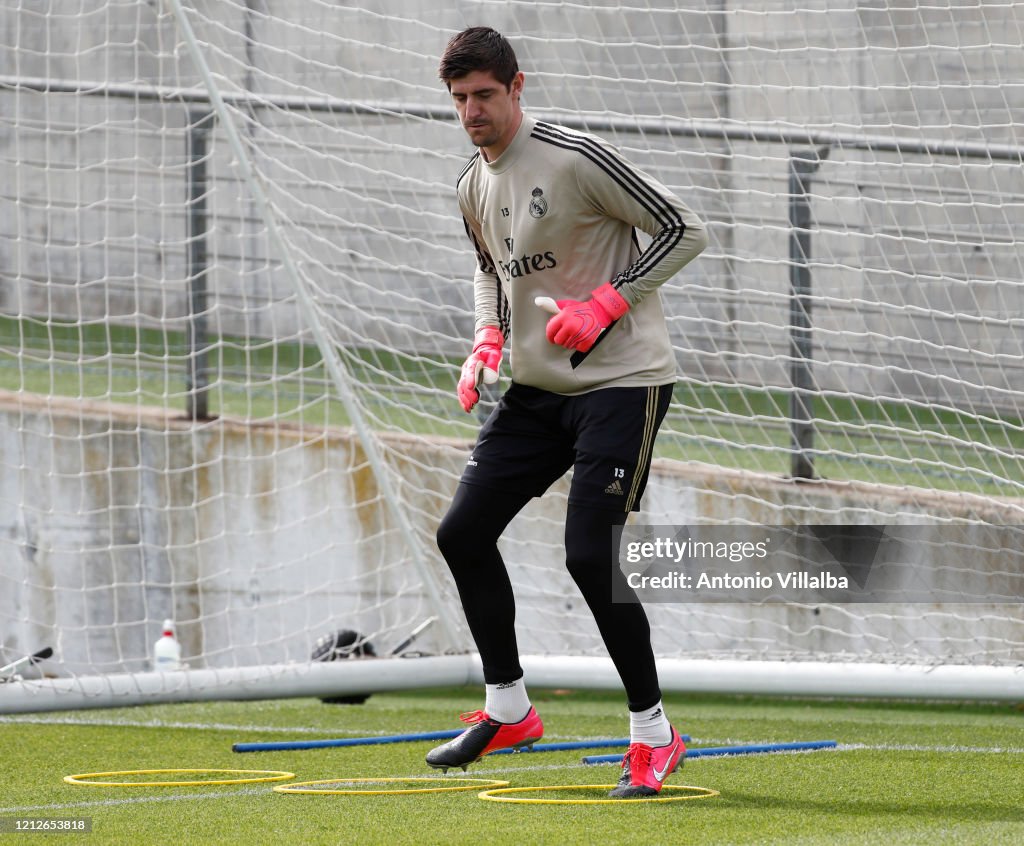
[528,187,548,219]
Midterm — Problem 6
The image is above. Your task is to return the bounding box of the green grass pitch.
[1,687,1022,845]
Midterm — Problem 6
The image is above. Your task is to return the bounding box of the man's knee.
[436,486,507,563]
[436,505,473,565]
[563,505,627,581]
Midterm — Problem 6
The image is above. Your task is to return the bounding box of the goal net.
[1,0,1023,711]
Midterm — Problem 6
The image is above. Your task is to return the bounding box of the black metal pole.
[186,111,213,420]
[788,147,828,480]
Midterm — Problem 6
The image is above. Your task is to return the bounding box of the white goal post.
[1,1,1023,712]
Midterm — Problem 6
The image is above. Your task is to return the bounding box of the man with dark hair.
[428,26,707,798]
[437,25,520,89]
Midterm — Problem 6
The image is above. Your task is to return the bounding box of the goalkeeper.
[429,26,707,799]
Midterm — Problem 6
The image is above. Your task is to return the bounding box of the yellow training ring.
[64,769,296,788]
[274,777,510,796]
[477,784,720,805]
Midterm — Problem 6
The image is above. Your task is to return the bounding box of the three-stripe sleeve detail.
[530,122,686,295]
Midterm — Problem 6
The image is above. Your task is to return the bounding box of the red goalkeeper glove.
[540,282,630,353]
[457,326,504,413]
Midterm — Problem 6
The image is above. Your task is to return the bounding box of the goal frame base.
[1,654,1021,714]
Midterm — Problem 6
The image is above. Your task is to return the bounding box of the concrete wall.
[2,390,1020,675]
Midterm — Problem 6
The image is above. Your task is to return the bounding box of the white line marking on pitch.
[0,787,268,815]
[0,715,616,741]
[0,716,389,734]
[837,742,1024,754]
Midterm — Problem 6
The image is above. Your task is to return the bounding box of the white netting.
[1,1,1022,708]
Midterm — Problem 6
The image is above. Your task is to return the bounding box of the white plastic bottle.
[152,619,182,671]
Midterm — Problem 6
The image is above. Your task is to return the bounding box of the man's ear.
[510,71,525,100]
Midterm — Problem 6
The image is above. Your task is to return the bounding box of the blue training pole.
[492,738,629,755]
[235,732,692,755]
[581,740,838,765]
[491,735,691,755]
[232,729,462,753]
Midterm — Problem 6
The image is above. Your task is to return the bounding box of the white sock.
[629,700,672,746]
[484,678,531,724]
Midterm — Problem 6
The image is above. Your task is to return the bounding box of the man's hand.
[538,282,630,353]
[457,326,504,413]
